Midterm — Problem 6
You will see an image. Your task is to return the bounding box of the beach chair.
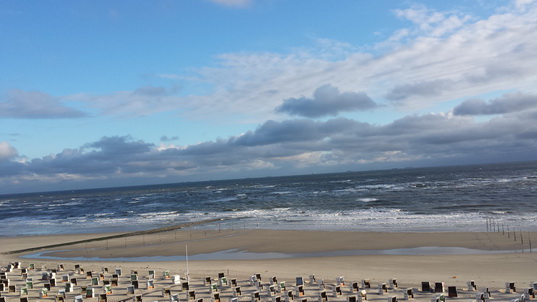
[173,274,181,284]
[148,270,155,279]
[273,296,283,302]
[280,281,287,291]
[70,278,78,286]
[388,296,397,302]
[171,294,180,302]
[319,290,328,302]
[163,288,171,297]
[230,298,238,302]
[309,275,316,285]
[9,285,16,293]
[127,285,135,294]
[98,293,107,302]
[350,282,359,293]
[188,290,196,301]
[102,267,108,274]
[210,283,219,293]
[111,279,119,286]
[296,277,304,286]
[205,277,212,286]
[104,284,112,295]
[231,278,238,288]
[219,277,228,287]
[285,290,295,302]
[358,291,367,302]
[40,288,49,298]
[272,276,279,285]
[74,295,84,302]
[378,283,387,295]
[20,298,29,302]
[0,283,4,292]
[268,285,277,296]
[91,277,99,286]
[334,285,343,297]
[65,282,73,293]
[403,288,414,300]
[434,282,444,293]
[218,272,225,278]
[20,286,29,296]
[214,294,223,302]
[421,282,431,292]
[447,286,457,298]
[337,277,345,286]
[506,282,517,293]
[86,271,93,279]
[347,295,357,302]
[86,287,95,298]
[481,287,491,298]
[296,285,305,297]
[44,283,51,290]
[115,268,122,276]
[135,295,143,302]
[389,279,397,289]
[467,281,477,291]
[251,291,261,302]
[525,288,535,298]
[58,264,65,271]
[233,286,242,297]
[318,279,325,290]
[163,270,170,279]
[474,293,488,302]
[62,274,70,282]
[147,279,155,289]
[256,273,262,281]
[362,280,371,289]
[131,273,139,281]
[26,280,33,289]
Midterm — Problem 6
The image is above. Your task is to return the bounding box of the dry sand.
[1,229,536,302]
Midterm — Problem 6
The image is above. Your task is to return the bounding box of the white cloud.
[0,142,18,161]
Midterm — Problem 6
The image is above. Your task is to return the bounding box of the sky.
[2,0,537,194]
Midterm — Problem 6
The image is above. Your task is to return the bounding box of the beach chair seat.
[74,295,83,302]
[387,296,397,302]
[347,295,357,302]
[273,296,283,302]
[309,275,316,285]
[421,282,431,292]
[296,277,304,286]
[337,276,345,286]
[524,288,535,298]
[285,290,295,302]
[358,290,367,302]
[448,286,457,298]
[171,293,180,302]
[182,281,190,291]
[127,285,135,295]
[434,282,444,293]
[231,278,238,288]
[362,280,371,289]
[135,295,143,302]
[20,298,29,302]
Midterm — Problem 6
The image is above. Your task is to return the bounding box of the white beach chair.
[173,274,181,284]
[296,277,304,286]
[251,291,261,302]
[403,288,414,300]
[389,279,398,289]
[74,295,83,302]
[506,282,516,293]
[362,280,371,289]
[337,276,345,286]
[468,281,477,291]
[309,275,316,285]
[358,290,367,302]
[319,290,328,302]
[387,296,397,302]
[333,285,343,297]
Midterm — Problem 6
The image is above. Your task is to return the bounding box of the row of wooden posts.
[486,217,532,252]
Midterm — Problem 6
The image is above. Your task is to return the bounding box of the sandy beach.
[1,229,537,302]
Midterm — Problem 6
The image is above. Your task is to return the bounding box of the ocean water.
[1,161,537,237]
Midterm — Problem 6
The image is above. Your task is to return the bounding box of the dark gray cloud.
[0,89,87,119]
[386,79,454,101]
[3,110,537,193]
[275,84,377,118]
[160,135,179,142]
[453,92,537,116]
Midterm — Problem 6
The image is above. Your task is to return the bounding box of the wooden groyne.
[2,217,228,255]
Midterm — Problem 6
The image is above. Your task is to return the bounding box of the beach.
[1,229,537,301]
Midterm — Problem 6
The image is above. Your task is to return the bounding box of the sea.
[1,161,537,237]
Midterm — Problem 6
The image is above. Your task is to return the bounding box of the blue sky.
[2,0,537,194]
